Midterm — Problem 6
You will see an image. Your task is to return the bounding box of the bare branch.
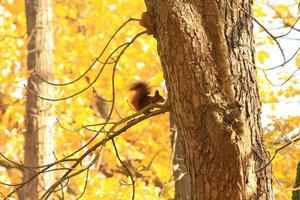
[34,18,140,86]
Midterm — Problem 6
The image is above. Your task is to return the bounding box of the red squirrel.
[130,81,165,111]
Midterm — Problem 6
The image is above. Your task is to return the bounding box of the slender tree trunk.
[23,0,55,199]
[170,112,191,200]
[144,0,273,199]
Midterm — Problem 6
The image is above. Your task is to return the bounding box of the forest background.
[0,0,299,199]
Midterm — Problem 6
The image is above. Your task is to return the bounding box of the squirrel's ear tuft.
[155,90,160,95]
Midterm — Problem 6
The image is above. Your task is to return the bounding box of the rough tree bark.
[23,0,55,199]
[143,0,273,199]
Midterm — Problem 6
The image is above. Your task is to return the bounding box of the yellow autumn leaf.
[268,37,274,45]
[295,54,300,68]
[257,50,270,64]
[275,4,290,17]
[253,5,267,17]
[277,89,284,96]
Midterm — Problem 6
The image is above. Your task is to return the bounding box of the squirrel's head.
[154,90,165,103]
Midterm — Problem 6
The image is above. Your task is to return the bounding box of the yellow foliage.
[1,0,172,199]
[0,0,298,199]
[253,5,267,17]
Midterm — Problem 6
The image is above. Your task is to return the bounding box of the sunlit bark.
[144,0,273,199]
[23,0,55,199]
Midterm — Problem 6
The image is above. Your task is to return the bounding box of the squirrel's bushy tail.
[130,81,150,96]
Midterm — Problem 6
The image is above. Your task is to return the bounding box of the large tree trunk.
[144,0,273,199]
[23,0,55,199]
